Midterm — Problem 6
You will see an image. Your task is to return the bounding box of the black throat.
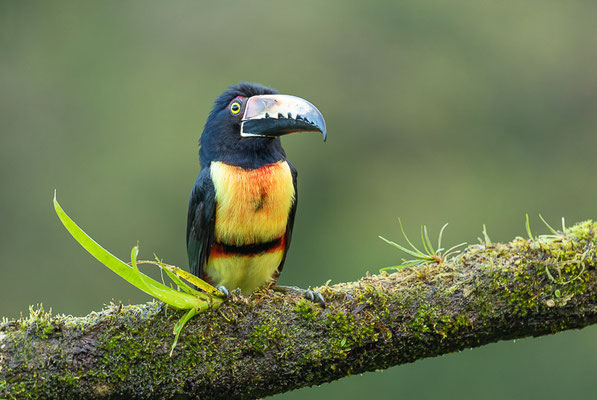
[200,136,287,170]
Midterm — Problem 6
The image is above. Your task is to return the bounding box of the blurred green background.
[2,1,596,398]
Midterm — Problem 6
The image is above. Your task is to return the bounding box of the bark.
[1,221,597,400]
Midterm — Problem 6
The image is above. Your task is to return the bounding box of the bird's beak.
[240,94,327,141]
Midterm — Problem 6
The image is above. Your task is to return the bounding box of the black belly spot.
[254,188,268,211]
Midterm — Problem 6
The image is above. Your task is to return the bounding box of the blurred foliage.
[1,1,596,399]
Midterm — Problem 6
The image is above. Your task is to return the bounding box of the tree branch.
[2,221,597,400]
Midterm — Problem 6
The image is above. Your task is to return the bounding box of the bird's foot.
[216,285,243,301]
[304,289,326,307]
[274,285,325,307]
[217,285,230,298]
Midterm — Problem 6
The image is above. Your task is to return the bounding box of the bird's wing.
[277,161,298,275]
[186,167,217,280]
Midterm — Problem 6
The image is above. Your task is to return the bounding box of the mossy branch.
[2,221,597,400]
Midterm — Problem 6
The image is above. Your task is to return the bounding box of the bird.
[186,82,326,300]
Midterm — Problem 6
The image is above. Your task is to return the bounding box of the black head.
[198,82,326,169]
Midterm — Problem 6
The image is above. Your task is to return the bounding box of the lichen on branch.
[1,221,597,400]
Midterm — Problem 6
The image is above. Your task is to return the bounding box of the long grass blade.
[380,260,423,271]
[539,214,560,236]
[170,307,199,357]
[161,264,225,297]
[525,214,534,241]
[482,224,491,245]
[379,236,426,258]
[398,218,424,254]
[422,225,435,255]
[443,242,467,256]
[53,192,201,310]
[437,223,449,251]
[154,256,203,297]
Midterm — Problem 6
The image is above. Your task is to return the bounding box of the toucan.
[186,82,326,301]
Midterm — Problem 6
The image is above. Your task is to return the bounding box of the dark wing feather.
[276,161,298,275]
[186,167,216,279]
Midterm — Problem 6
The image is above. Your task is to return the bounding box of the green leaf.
[545,266,556,282]
[481,224,491,245]
[155,256,203,296]
[170,307,199,356]
[437,223,449,251]
[420,226,431,255]
[53,191,228,355]
[398,218,423,255]
[53,191,202,310]
[525,213,534,241]
[161,263,225,297]
[539,214,560,236]
[378,236,425,258]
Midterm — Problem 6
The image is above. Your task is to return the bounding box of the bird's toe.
[217,285,230,298]
[304,289,326,308]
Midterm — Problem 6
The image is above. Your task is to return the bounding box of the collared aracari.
[186,82,326,299]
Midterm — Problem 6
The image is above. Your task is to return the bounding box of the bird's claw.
[217,285,230,298]
[304,289,326,307]
[273,285,325,307]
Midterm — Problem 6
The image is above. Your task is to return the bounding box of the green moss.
[294,299,320,320]
[470,220,596,321]
[354,285,393,322]
[57,373,79,387]
[100,333,141,381]
[2,221,596,399]
[408,303,457,338]
[246,324,285,355]
[567,220,596,242]
[322,308,378,359]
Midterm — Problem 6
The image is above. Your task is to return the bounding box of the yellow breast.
[210,161,295,246]
[206,252,285,294]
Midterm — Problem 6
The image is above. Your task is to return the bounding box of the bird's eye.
[230,101,242,115]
